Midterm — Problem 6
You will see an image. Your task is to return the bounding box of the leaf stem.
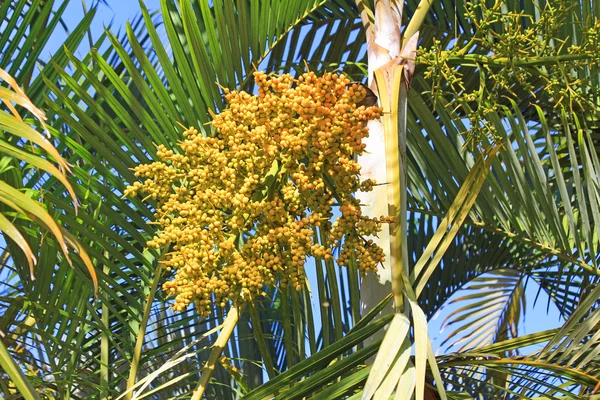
[101,263,110,399]
[401,0,433,50]
[0,339,40,400]
[438,358,600,387]
[124,256,164,399]
[191,305,241,400]
[445,53,591,67]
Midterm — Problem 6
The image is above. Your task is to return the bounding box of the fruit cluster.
[125,71,391,315]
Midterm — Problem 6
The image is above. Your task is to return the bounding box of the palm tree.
[1,0,599,399]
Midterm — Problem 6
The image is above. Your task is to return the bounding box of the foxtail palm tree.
[1,0,599,398]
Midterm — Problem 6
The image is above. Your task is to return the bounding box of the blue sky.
[48,0,563,355]
[44,1,161,58]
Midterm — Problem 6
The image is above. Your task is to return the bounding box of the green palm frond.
[406,76,600,317]
[0,66,97,282]
[440,269,526,353]
[268,296,599,400]
[413,215,542,320]
[439,289,600,398]
[0,4,101,395]
[0,0,71,87]
[242,295,394,400]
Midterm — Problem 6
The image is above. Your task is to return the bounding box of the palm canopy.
[0,0,599,399]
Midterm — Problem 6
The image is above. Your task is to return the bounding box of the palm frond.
[438,292,600,398]
[440,269,526,353]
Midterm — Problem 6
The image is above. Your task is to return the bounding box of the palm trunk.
[356,0,404,325]
[356,0,429,341]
